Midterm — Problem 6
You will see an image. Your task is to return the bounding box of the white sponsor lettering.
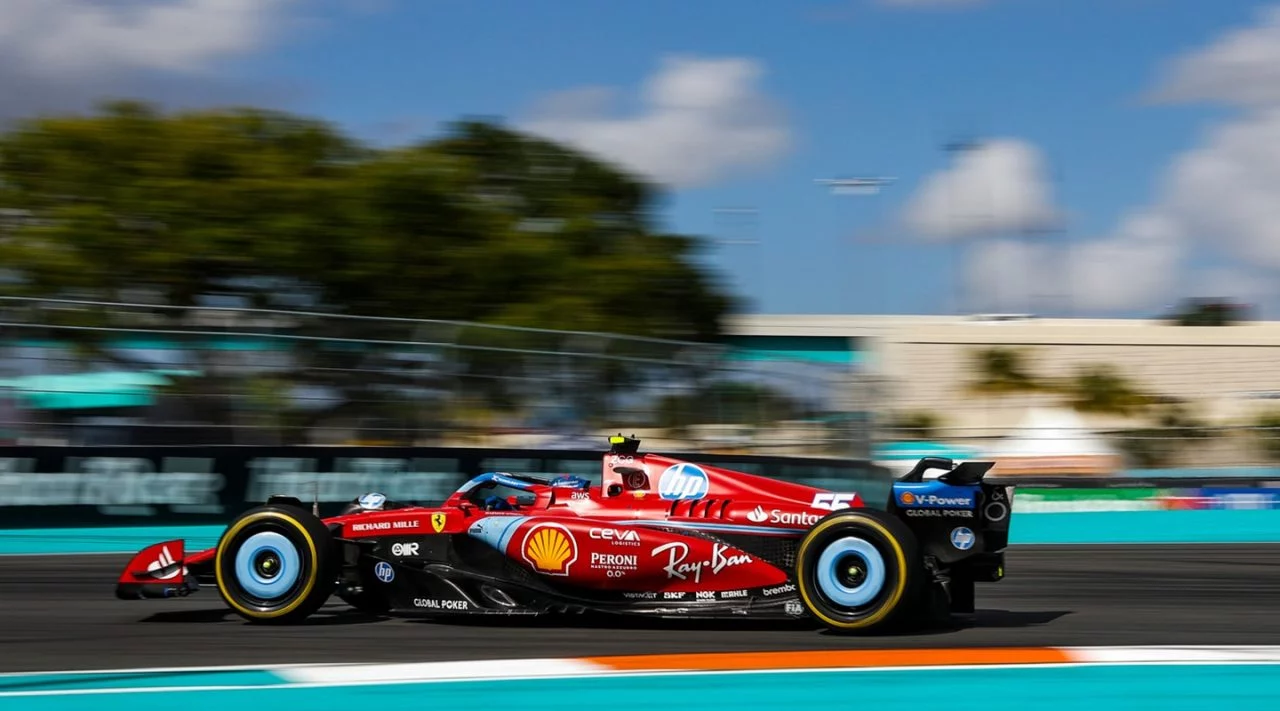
[811,492,857,511]
[905,509,974,518]
[696,591,715,600]
[570,491,591,500]
[663,592,685,600]
[591,552,638,567]
[391,542,420,556]
[590,528,641,545]
[350,519,421,533]
[748,506,821,527]
[591,551,636,578]
[911,494,974,507]
[623,591,658,600]
[650,542,752,583]
[762,583,797,596]
[769,510,821,526]
[413,598,469,610]
[720,590,748,599]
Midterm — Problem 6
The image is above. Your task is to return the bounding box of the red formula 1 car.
[115,436,1014,633]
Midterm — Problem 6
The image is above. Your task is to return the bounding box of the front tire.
[795,509,924,633]
[214,504,337,624]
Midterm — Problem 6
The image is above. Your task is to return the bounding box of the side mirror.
[606,484,623,497]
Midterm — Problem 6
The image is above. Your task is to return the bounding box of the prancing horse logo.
[431,512,447,533]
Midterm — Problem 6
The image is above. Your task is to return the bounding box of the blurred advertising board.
[1014,486,1280,513]
[0,445,885,528]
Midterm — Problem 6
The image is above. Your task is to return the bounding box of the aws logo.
[521,523,578,576]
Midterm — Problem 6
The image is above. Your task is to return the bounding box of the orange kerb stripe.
[585,647,1075,672]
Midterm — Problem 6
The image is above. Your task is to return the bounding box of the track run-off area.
[2,537,1280,709]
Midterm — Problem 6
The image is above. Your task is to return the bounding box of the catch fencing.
[0,297,872,458]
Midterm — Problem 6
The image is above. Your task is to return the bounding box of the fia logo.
[657,463,709,501]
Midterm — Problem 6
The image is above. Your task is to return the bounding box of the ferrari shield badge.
[431,512,447,533]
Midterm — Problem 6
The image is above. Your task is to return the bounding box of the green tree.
[968,347,1041,394]
[1253,412,1280,462]
[1062,365,1151,416]
[0,102,738,441]
[1112,401,1214,468]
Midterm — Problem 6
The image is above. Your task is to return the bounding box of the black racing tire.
[214,504,337,624]
[795,508,925,633]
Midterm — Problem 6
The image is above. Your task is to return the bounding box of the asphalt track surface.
[2,544,1278,673]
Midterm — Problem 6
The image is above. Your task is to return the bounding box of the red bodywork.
[121,449,865,599]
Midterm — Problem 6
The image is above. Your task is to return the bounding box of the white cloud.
[1154,108,1280,270]
[0,0,297,77]
[963,211,1183,314]
[1190,267,1276,304]
[963,6,1280,314]
[522,55,792,189]
[1146,6,1280,108]
[0,0,319,120]
[901,139,1061,241]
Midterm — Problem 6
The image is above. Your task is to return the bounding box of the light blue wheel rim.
[815,537,886,608]
[233,531,301,600]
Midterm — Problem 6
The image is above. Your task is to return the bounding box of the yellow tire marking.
[795,514,909,630]
[214,511,320,620]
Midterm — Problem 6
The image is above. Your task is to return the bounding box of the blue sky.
[6,0,1280,318]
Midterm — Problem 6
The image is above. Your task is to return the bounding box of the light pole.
[942,137,984,315]
[711,206,761,310]
[815,175,896,311]
[815,175,896,457]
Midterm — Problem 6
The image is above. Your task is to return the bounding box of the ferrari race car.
[115,436,1014,633]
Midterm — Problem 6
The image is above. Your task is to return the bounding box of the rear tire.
[214,504,337,624]
[795,509,925,633]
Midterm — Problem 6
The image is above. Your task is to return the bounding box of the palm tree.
[1062,365,1151,417]
[969,347,1040,394]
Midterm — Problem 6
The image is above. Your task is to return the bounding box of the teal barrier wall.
[5,508,1280,555]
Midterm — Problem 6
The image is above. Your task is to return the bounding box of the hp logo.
[374,561,395,583]
[950,527,976,551]
[657,463,709,501]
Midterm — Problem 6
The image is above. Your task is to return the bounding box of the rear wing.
[898,457,996,486]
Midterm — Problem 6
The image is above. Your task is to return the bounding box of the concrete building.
[725,313,1280,467]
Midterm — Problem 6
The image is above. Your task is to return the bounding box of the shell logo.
[521,523,578,576]
[900,491,916,505]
